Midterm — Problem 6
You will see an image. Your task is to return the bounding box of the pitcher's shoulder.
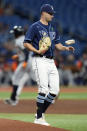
[31,21,40,27]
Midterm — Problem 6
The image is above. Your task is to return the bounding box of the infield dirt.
[0,99,87,114]
[0,119,70,131]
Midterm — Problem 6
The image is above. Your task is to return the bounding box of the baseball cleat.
[4,99,18,106]
[34,117,50,126]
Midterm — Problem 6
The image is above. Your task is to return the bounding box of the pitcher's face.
[43,12,54,22]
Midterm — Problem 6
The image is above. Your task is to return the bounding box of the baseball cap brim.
[48,10,56,15]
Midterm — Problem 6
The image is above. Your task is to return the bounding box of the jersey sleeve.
[24,25,35,43]
[55,29,60,44]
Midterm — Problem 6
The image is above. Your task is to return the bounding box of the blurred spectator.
[54,49,76,86]
[4,4,14,15]
[0,23,9,36]
[0,37,16,85]
[60,54,76,86]
[75,52,87,85]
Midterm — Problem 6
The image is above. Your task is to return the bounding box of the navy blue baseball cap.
[40,4,55,15]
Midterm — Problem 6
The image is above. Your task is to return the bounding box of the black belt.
[33,54,53,59]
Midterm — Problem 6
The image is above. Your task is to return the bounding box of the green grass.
[0,92,87,100]
[0,92,37,100]
[59,92,87,100]
[0,113,87,131]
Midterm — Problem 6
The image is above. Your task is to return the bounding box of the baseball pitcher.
[24,4,75,126]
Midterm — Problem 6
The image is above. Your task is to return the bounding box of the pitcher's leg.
[42,66,60,114]
[32,58,49,119]
[32,58,49,94]
[49,68,60,95]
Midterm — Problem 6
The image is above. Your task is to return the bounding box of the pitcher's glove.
[39,36,51,51]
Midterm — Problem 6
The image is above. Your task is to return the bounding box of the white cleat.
[34,117,50,126]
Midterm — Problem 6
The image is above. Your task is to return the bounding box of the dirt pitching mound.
[0,100,87,114]
[0,119,69,131]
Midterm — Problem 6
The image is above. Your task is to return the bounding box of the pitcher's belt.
[33,54,53,59]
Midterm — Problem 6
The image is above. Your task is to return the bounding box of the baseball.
[65,39,75,45]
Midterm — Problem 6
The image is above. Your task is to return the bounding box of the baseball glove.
[39,36,51,51]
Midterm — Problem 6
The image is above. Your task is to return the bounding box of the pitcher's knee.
[38,86,49,94]
[50,87,60,96]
